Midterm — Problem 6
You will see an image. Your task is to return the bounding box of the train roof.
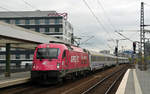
[88,50,128,59]
[88,50,116,58]
[37,43,86,53]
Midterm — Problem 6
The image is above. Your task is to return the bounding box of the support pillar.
[5,43,11,77]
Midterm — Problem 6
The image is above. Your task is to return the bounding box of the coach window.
[102,57,104,61]
[98,56,100,61]
[91,56,93,61]
[106,57,108,61]
[94,56,96,61]
[92,56,94,61]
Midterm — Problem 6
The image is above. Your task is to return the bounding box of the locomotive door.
[62,50,69,70]
[65,50,69,68]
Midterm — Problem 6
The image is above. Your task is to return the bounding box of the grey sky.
[0,0,150,52]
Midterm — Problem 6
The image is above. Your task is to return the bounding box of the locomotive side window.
[62,50,66,58]
[36,48,59,59]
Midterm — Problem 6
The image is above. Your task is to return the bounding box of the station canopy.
[0,21,69,49]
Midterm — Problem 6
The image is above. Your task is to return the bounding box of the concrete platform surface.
[0,71,30,88]
[116,65,150,94]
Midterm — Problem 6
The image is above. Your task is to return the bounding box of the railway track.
[0,65,128,94]
[81,66,127,94]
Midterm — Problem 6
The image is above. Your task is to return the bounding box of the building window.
[24,27,30,29]
[35,19,39,25]
[25,19,30,24]
[15,19,20,24]
[30,54,33,59]
[30,28,35,31]
[49,28,55,32]
[5,20,10,23]
[30,19,34,24]
[55,28,59,32]
[0,55,5,59]
[45,19,49,24]
[35,27,39,32]
[59,37,63,40]
[59,28,63,32]
[65,30,67,34]
[20,55,25,60]
[11,55,15,60]
[59,19,62,23]
[20,20,25,24]
[16,54,20,59]
[26,54,30,59]
[50,19,55,24]
[45,28,49,32]
[40,19,44,24]
[55,19,59,24]
[10,20,15,24]
[40,28,45,33]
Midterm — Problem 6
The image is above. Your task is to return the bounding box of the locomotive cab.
[31,44,67,84]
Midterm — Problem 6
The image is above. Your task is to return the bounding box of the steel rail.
[81,67,127,94]
[104,68,127,94]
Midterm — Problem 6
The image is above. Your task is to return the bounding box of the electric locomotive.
[31,43,129,84]
[31,43,90,84]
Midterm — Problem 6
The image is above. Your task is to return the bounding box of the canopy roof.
[0,21,69,49]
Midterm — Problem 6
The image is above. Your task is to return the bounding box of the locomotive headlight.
[57,63,60,69]
[62,61,64,65]
[42,61,48,65]
[33,63,36,69]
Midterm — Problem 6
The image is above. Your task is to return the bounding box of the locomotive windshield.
[36,48,59,59]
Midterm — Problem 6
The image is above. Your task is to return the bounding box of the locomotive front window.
[36,48,59,59]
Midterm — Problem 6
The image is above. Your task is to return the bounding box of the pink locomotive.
[31,42,129,84]
[31,43,90,84]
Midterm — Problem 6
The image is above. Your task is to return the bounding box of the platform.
[0,71,30,88]
[116,65,150,94]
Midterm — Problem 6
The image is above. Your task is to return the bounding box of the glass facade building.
[0,11,73,65]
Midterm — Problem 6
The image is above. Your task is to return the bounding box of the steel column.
[5,43,11,77]
[139,2,146,70]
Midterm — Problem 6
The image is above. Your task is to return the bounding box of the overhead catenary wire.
[114,31,133,42]
[82,0,116,44]
[22,0,38,10]
[0,6,24,17]
[0,6,10,11]
[97,0,133,42]
[97,0,117,30]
